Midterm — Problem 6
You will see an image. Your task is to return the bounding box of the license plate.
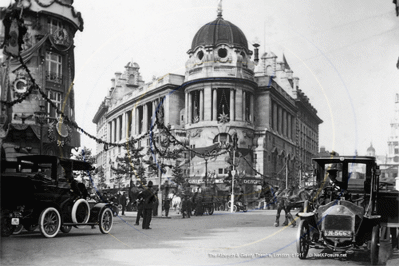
[11,218,19,225]
[325,230,351,237]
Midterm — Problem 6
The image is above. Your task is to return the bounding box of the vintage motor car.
[1,155,113,238]
[296,156,382,265]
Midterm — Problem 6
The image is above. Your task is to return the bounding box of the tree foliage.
[111,144,146,187]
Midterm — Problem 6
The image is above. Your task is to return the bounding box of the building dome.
[190,17,249,53]
[367,143,375,153]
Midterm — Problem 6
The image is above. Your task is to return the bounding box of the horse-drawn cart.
[296,156,383,264]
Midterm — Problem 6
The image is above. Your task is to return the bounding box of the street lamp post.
[34,102,46,155]
[230,134,238,213]
[204,156,208,187]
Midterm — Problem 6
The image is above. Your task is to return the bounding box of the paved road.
[1,209,398,265]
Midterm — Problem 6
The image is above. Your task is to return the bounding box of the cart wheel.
[220,203,225,211]
[370,225,379,265]
[39,207,61,238]
[13,224,23,235]
[60,225,72,233]
[296,220,310,259]
[208,205,214,215]
[243,205,247,212]
[99,208,113,234]
[24,224,38,232]
[233,205,237,212]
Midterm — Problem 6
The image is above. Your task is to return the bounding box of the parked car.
[1,155,113,238]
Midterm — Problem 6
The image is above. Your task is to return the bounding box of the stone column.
[136,107,140,135]
[116,116,121,141]
[212,89,217,121]
[243,91,246,121]
[143,104,148,133]
[122,112,126,140]
[273,103,277,131]
[200,89,204,121]
[288,114,291,140]
[108,121,112,143]
[111,119,115,142]
[184,92,188,124]
[230,89,235,121]
[204,85,212,121]
[235,88,243,121]
[164,95,170,125]
[282,110,286,137]
[188,92,192,124]
[250,93,254,123]
[131,108,135,136]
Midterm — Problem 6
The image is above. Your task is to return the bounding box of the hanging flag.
[283,54,291,70]
[396,56,399,69]
[2,10,27,58]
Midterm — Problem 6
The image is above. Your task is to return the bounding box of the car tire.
[296,220,310,259]
[13,224,23,235]
[39,207,61,238]
[99,208,113,234]
[370,225,379,265]
[71,199,90,225]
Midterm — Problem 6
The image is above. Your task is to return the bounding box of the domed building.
[92,3,322,204]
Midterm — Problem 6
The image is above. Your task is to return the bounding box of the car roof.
[17,155,94,171]
[312,156,376,165]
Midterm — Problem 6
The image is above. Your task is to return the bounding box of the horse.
[171,194,182,212]
[272,186,315,227]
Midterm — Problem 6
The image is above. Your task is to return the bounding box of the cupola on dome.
[190,17,249,53]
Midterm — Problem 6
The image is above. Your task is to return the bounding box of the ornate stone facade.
[0,0,83,163]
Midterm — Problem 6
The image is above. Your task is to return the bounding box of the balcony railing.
[45,71,63,84]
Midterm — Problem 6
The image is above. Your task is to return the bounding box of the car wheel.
[99,208,113,234]
[296,220,310,259]
[370,225,379,265]
[39,207,61,238]
[60,225,72,233]
[208,205,214,215]
[72,199,90,226]
[13,224,23,235]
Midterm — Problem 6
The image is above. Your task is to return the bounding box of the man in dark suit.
[120,192,127,216]
[134,186,144,226]
[141,181,156,229]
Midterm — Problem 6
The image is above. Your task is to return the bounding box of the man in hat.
[141,181,156,229]
[134,185,144,226]
[327,167,344,190]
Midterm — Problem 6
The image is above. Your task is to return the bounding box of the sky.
[3,0,399,157]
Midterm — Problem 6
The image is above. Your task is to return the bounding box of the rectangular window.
[47,91,62,118]
[219,168,223,174]
[46,52,63,83]
[47,18,62,34]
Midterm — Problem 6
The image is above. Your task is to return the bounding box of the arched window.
[213,133,232,148]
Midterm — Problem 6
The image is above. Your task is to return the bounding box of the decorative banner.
[4,18,20,57]
[48,120,72,147]
[2,9,27,58]
[49,28,72,51]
